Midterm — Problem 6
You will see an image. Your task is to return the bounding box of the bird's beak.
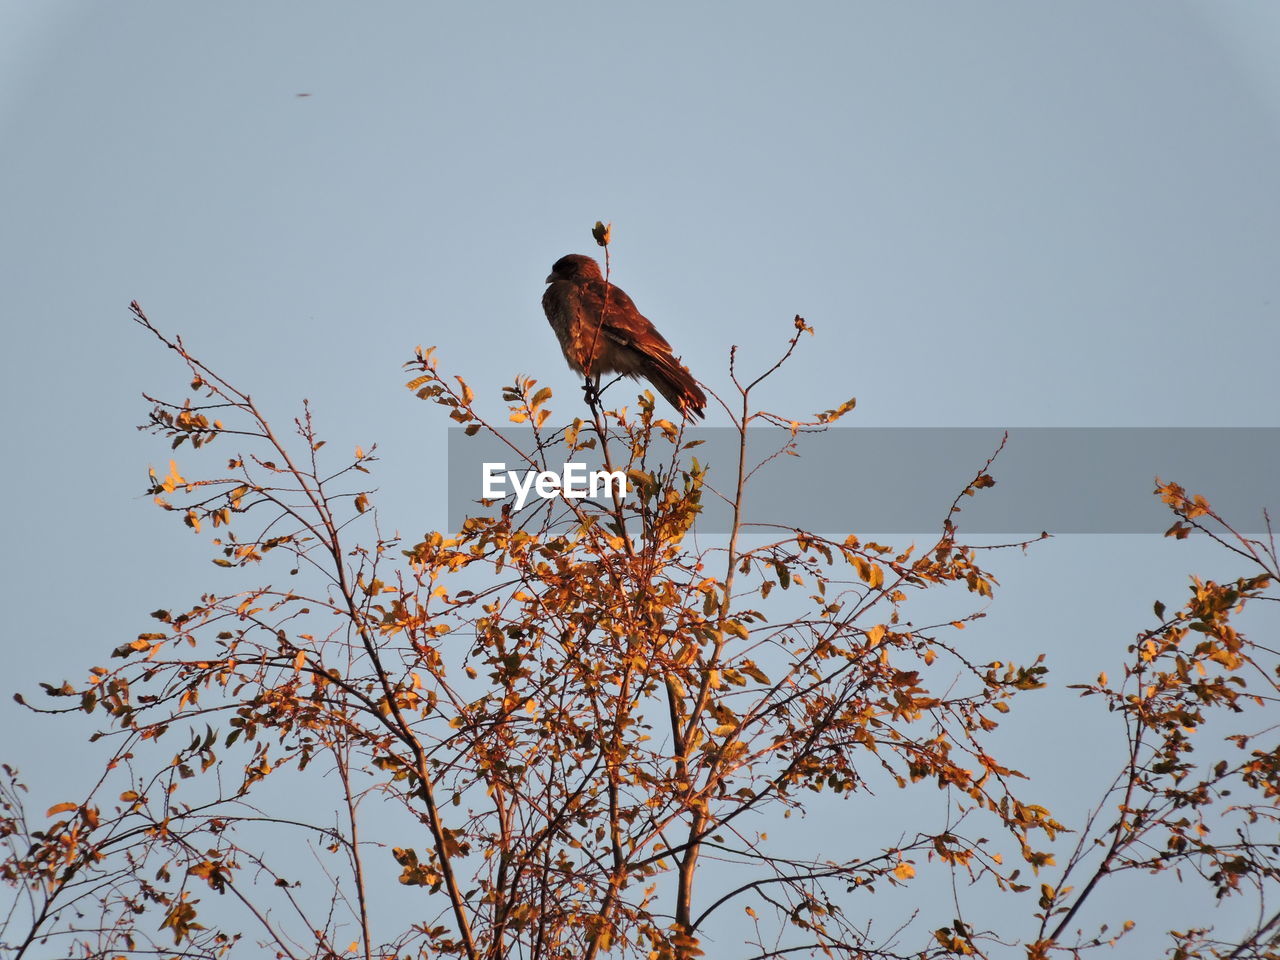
[545,273,555,283]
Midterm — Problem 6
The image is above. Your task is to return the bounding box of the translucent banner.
[446,427,1279,535]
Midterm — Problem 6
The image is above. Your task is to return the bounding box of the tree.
[2,283,1277,960]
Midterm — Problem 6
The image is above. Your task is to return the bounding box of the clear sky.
[1,1,1277,954]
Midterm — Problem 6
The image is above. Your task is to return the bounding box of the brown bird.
[541,254,706,419]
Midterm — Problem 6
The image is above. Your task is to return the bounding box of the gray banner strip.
[446,428,1279,535]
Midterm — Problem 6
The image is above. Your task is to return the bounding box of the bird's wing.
[577,278,706,418]
[576,278,676,357]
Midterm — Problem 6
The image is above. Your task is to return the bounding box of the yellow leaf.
[894,861,915,880]
[46,802,78,817]
[455,376,474,405]
[165,459,185,491]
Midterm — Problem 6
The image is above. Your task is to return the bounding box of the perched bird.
[541,254,706,419]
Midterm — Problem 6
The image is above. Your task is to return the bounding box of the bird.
[541,254,707,419]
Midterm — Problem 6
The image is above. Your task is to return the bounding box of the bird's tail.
[648,356,707,420]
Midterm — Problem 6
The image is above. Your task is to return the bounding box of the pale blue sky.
[1,2,1277,954]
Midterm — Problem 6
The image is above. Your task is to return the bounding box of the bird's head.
[546,254,603,284]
